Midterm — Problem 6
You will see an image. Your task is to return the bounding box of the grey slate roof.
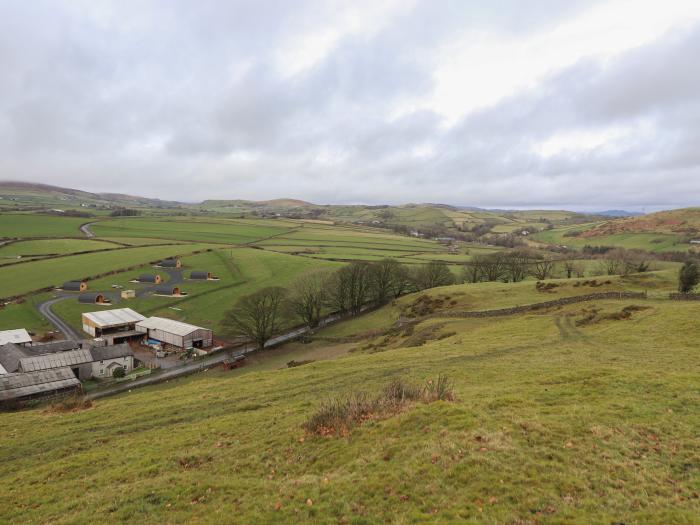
[159,259,178,267]
[0,343,29,373]
[19,349,93,372]
[138,274,158,282]
[190,271,210,279]
[0,368,80,401]
[22,340,80,355]
[90,343,134,361]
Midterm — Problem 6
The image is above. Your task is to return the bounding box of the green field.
[0,244,214,298]
[90,217,297,244]
[0,238,119,257]
[0,214,88,238]
[534,225,689,252]
[2,273,699,522]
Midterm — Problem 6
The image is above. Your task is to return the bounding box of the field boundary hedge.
[428,291,648,319]
[668,293,700,301]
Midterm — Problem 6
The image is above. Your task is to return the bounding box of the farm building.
[158,258,181,268]
[121,289,136,299]
[79,293,108,304]
[18,348,94,379]
[0,368,81,403]
[82,308,146,344]
[88,343,134,378]
[137,274,161,284]
[0,340,133,401]
[136,317,213,351]
[190,271,214,280]
[63,280,88,292]
[153,284,183,296]
[0,328,32,347]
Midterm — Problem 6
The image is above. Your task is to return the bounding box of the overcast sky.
[1,0,700,210]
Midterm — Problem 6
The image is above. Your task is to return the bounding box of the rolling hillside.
[1,274,699,523]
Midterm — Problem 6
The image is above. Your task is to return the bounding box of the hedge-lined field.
[0,243,215,298]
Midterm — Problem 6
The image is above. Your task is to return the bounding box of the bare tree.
[224,287,286,351]
[287,270,330,328]
[369,259,401,304]
[412,260,455,290]
[504,250,532,282]
[531,257,555,280]
[563,260,576,279]
[326,262,372,316]
[481,253,506,282]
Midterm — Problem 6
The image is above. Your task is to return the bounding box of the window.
[100,369,104,375]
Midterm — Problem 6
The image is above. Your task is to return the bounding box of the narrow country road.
[37,296,81,341]
[80,222,96,237]
[87,311,349,400]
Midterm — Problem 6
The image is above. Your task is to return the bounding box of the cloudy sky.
[1,0,700,210]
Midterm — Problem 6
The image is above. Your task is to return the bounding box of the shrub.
[112,367,126,378]
[46,394,92,413]
[424,374,455,402]
[304,375,455,436]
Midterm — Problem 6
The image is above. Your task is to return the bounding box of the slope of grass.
[1,288,699,523]
[0,214,87,238]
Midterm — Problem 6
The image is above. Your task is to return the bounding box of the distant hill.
[580,207,700,238]
[0,181,181,210]
[591,210,643,217]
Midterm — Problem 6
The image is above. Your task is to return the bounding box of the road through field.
[80,222,96,237]
[37,296,81,341]
[87,312,348,400]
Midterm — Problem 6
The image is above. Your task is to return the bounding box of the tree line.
[223,259,456,350]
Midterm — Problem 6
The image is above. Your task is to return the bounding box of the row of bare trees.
[224,259,456,350]
[462,247,652,283]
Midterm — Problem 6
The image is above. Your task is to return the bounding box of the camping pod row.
[62,280,87,292]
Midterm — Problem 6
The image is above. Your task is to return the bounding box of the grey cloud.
[0,0,697,209]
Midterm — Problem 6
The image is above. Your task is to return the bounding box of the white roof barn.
[0,329,32,346]
[136,317,213,350]
[82,308,146,328]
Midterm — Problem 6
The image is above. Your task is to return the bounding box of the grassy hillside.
[534,208,700,253]
[1,274,699,523]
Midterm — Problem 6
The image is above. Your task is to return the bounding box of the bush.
[424,374,455,402]
[678,261,700,294]
[112,367,126,378]
[304,375,455,436]
[46,394,92,413]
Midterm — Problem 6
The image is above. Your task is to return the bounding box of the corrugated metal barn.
[0,368,80,402]
[136,317,213,351]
